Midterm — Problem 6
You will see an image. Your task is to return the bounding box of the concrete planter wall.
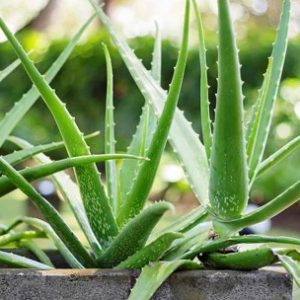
[0,250,293,300]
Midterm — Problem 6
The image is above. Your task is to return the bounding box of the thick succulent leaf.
[210,0,248,221]
[118,24,161,210]
[6,217,84,268]
[184,234,300,259]
[203,247,277,270]
[128,260,201,300]
[192,0,212,160]
[215,178,300,235]
[20,239,54,267]
[103,44,118,213]
[7,135,103,258]
[246,0,291,180]
[89,0,210,207]
[98,202,172,268]
[0,18,118,246]
[0,230,44,247]
[0,250,52,269]
[5,132,99,166]
[0,58,20,82]
[117,232,182,269]
[117,0,190,225]
[256,135,300,179]
[0,15,95,148]
[0,153,145,197]
[0,157,95,267]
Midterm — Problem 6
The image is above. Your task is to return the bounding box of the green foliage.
[209,0,248,220]
[0,0,300,299]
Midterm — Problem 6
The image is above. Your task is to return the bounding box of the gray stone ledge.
[0,266,292,300]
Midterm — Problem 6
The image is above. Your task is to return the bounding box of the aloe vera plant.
[85,0,300,297]
[0,0,299,299]
[0,0,197,297]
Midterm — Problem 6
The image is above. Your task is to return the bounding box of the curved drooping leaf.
[0,14,96,148]
[6,217,84,268]
[215,178,300,234]
[0,153,145,197]
[0,230,44,247]
[88,0,210,207]
[0,17,118,248]
[184,234,300,259]
[247,0,291,181]
[117,0,190,225]
[4,132,99,166]
[0,58,20,82]
[7,135,103,258]
[98,202,172,268]
[210,0,248,221]
[19,239,54,267]
[128,260,201,300]
[0,250,52,269]
[192,0,212,160]
[0,157,94,267]
[117,232,182,269]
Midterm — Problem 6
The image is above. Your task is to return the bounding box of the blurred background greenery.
[1,0,300,243]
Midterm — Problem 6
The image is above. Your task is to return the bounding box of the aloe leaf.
[256,135,300,179]
[0,251,52,269]
[0,58,20,82]
[5,132,99,166]
[156,206,209,237]
[246,0,291,180]
[117,0,190,225]
[103,44,118,213]
[118,24,161,210]
[0,14,95,148]
[6,136,103,258]
[117,232,182,269]
[277,254,300,286]
[215,178,300,234]
[128,260,201,300]
[203,247,277,270]
[184,234,300,259]
[0,153,145,197]
[210,0,248,221]
[247,58,273,181]
[192,0,212,160]
[98,202,172,268]
[0,157,95,267]
[88,0,210,207]
[164,222,210,260]
[0,230,45,247]
[20,239,54,267]
[0,18,119,246]
[6,217,84,268]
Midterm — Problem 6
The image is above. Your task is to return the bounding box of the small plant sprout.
[0,0,299,299]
